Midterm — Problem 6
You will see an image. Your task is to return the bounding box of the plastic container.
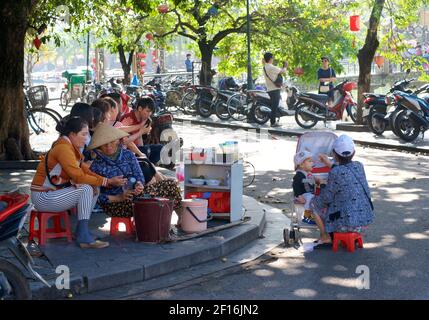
[133,197,173,242]
[180,198,210,233]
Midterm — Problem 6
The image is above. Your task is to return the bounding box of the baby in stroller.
[293,150,317,225]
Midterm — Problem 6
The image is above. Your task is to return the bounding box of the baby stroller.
[283,131,338,246]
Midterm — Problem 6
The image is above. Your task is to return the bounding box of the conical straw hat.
[86,122,129,150]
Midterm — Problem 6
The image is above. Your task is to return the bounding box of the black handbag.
[44,151,72,189]
[264,66,283,88]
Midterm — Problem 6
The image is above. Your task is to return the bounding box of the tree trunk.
[0,1,34,160]
[118,45,132,85]
[198,44,214,86]
[356,0,386,124]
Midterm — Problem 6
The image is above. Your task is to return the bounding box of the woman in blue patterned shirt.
[311,135,375,245]
[88,123,182,218]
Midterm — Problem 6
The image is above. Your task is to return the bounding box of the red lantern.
[152,57,158,63]
[374,55,385,68]
[33,37,42,50]
[294,67,304,76]
[145,33,153,41]
[350,15,360,32]
[139,61,146,67]
[137,52,146,59]
[158,4,169,14]
[152,50,157,57]
[140,69,145,75]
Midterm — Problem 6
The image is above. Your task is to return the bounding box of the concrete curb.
[174,117,429,155]
[29,196,267,299]
[0,161,40,170]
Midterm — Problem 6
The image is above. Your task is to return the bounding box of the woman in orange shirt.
[31,117,126,249]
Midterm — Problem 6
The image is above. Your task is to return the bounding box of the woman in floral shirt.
[311,135,375,245]
[88,123,182,218]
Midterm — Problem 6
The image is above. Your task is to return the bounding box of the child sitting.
[292,150,317,225]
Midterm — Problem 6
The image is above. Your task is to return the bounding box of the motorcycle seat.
[301,93,329,103]
[363,93,384,98]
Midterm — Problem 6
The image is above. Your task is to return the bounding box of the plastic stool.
[332,232,363,253]
[110,217,135,236]
[29,210,72,246]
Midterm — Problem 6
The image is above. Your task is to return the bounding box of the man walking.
[185,54,193,72]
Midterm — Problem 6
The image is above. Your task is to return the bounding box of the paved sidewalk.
[0,169,288,300]
[174,114,429,154]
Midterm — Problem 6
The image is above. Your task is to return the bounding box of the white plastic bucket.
[180,199,210,233]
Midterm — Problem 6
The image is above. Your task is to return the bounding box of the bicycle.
[24,85,62,152]
[226,90,255,121]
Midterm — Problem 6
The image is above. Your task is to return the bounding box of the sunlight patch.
[321,276,358,288]
[293,288,317,298]
[403,233,429,240]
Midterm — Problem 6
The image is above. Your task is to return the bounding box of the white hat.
[333,134,355,157]
[86,123,129,150]
[294,150,313,169]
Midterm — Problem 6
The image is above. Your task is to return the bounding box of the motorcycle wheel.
[253,103,270,125]
[394,110,421,142]
[389,108,404,137]
[347,103,358,123]
[294,104,319,129]
[367,110,387,135]
[197,98,212,118]
[215,100,231,121]
[0,260,31,300]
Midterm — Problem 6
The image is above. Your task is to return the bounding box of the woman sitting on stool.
[88,123,182,219]
[30,117,127,249]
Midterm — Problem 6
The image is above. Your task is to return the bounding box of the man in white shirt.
[262,52,287,127]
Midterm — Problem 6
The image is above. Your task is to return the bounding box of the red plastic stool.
[29,210,72,246]
[110,217,135,236]
[332,232,363,253]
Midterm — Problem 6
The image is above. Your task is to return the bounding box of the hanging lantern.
[152,57,158,63]
[294,67,304,76]
[145,33,153,41]
[33,37,42,50]
[152,50,157,57]
[139,61,146,67]
[350,15,360,32]
[374,55,385,68]
[140,69,145,75]
[158,4,169,14]
[137,52,146,59]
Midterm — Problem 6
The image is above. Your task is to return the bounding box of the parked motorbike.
[390,89,429,142]
[381,83,429,137]
[362,78,415,135]
[194,86,218,118]
[0,193,50,300]
[250,89,297,125]
[294,80,357,129]
[214,83,246,121]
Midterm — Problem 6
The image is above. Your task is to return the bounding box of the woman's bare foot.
[320,233,332,243]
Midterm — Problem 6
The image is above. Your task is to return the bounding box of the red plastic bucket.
[133,197,173,243]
